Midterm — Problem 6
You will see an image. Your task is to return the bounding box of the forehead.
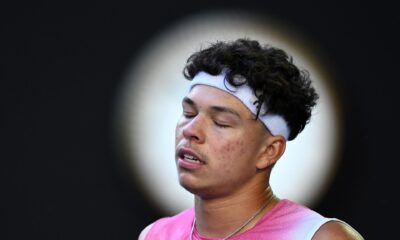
[186,85,254,117]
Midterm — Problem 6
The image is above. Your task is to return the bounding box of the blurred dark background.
[2,1,399,239]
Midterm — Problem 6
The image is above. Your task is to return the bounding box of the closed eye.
[183,111,196,118]
[214,121,230,128]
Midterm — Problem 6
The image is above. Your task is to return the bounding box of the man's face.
[175,85,269,198]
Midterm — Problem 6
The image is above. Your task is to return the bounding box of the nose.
[181,115,205,143]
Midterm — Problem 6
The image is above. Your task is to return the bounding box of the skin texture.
[312,221,364,240]
[175,85,285,237]
[175,85,274,198]
[138,85,364,239]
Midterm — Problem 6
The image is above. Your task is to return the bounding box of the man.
[139,38,364,239]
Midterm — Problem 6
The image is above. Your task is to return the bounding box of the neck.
[194,184,278,238]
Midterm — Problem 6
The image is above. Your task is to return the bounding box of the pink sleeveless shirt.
[145,199,340,240]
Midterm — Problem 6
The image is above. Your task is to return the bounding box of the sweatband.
[189,71,290,140]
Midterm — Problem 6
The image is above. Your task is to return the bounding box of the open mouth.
[177,148,205,165]
[183,154,202,163]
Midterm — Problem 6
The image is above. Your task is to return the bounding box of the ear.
[255,135,286,170]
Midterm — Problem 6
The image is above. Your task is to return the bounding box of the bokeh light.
[114,10,343,215]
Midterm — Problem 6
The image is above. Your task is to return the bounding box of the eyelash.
[214,121,230,128]
[182,111,230,128]
[183,112,195,118]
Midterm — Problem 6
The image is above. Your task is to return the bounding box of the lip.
[176,147,205,170]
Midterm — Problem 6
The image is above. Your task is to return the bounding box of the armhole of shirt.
[305,218,344,240]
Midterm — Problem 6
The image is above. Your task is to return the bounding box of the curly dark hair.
[183,38,319,140]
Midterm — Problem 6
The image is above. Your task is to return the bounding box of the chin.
[179,180,225,199]
[178,175,196,192]
[178,177,202,195]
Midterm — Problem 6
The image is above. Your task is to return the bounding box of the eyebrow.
[182,97,241,119]
[182,97,195,106]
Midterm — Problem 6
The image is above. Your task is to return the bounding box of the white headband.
[189,71,290,140]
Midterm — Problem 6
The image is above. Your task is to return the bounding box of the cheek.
[175,124,182,143]
[221,139,245,155]
[214,138,258,183]
[217,139,246,168]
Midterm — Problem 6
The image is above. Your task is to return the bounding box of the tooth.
[184,154,196,160]
[183,154,201,163]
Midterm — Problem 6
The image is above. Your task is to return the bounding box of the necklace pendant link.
[189,194,274,240]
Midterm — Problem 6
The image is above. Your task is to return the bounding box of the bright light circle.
[115,11,343,215]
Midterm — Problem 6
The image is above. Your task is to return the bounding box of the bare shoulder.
[312,221,364,240]
[138,224,153,240]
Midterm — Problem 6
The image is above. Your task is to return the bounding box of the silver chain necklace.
[189,194,274,240]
